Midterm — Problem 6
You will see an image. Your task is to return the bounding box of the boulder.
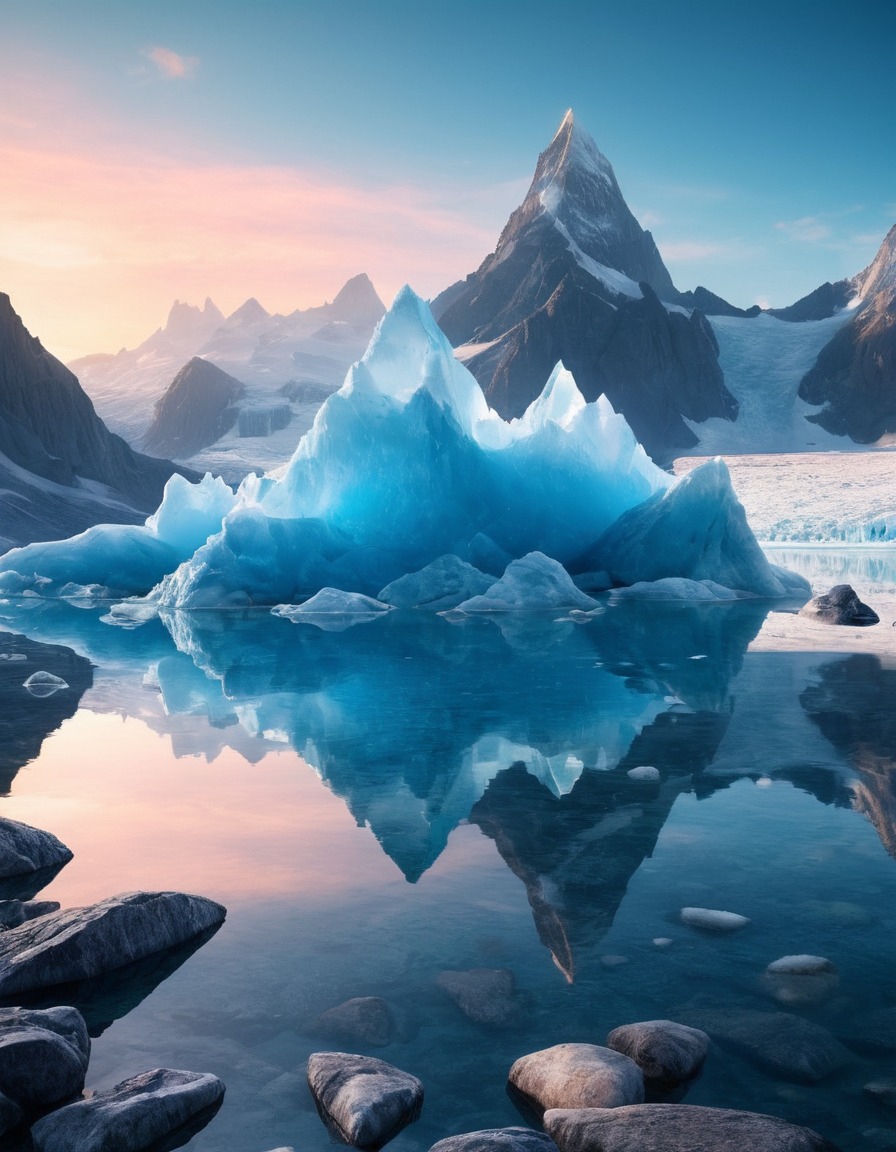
[0,891,226,998]
[864,1078,896,1109]
[307,1051,424,1149]
[508,1044,643,1115]
[763,956,839,1006]
[0,1090,22,1137]
[0,817,72,884]
[437,968,523,1026]
[30,1067,225,1152]
[544,1103,844,1151]
[313,997,397,1048]
[606,1020,709,1084]
[429,1129,559,1152]
[680,907,750,932]
[0,899,60,929]
[837,1006,896,1054]
[0,1005,89,1107]
[798,585,879,626]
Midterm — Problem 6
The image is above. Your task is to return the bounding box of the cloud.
[143,46,198,79]
[775,216,832,244]
[659,239,753,263]
[636,209,663,229]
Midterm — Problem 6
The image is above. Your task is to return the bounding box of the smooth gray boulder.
[677,1006,851,1083]
[0,1089,22,1137]
[313,997,397,1048]
[437,968,523,1026]
[307,1051,424,1149]
[544,1103,844,1151]
[763,956,839,1006]
[798,584,879,626]
[680,906,750,932]
[30,1067,225,1152]
[508,1044,643,1114]
[0,817,72,883]
[0,1006,89,1107]
[606,1020,709,1084]
[0,891,226,997]
[429,1128,559,1152]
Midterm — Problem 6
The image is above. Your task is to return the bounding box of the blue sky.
[2,0,893,356]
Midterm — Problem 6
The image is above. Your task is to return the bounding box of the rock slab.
[30,1067,225,1152]
[0,890,226,997]
[0,1005,89,1107]
[307,1051,424,1149]
[606,1020,709,1084]
[0,817,72,882]
[429,1129,559,1152]
[508,1043,643,1114]
[544,1103,844,1151]
[798,585,879,626]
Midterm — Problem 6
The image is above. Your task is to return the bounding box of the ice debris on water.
[273,589,393,620]
[0,288,810,611]
[23,671,69,697]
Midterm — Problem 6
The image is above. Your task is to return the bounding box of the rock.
[763,955,839,1006]
[676,1006,852,1083]
[437,968,523,1026]
[837,1006,896,1054]
[0,899,60,929]
[507,1043,643,1115]
[798,899,873,929]
[0,817,73,884]
[767,955,836,975]
[0,890,226,998]
[0,1090,22,1137]
[307,1052,424,1149]
[864,1078,896,1109]
[798,585,879,626]
[0,1005,89,1108]
[313,997,397,1047]
[680,907,750,932]
[30,1067,225,1152]
[606,1020,709,1084]
[429,1129,559,1152]
[627,766,659,781]
[544,1103,844,1151]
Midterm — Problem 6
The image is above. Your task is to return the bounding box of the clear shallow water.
[0,571,895,1150]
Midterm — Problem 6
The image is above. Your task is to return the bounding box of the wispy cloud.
[659,238,756,264]
[142,46,198,79]
[775,216,832,244]
[636,209,663,229]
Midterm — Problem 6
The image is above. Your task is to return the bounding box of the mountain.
[70,274,386,478]
[797,225,896,442]
[143,358,245,458]
[432,111,737,462]
[0,293,192,552]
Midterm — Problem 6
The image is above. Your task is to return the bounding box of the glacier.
[0,288,808,609]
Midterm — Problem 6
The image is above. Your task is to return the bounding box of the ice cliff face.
[433,111,736,463]
[0,288,807,608]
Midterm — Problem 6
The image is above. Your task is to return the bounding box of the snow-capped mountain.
[0,292,192,551]
[70,274,386,475]
[432,111,738,463]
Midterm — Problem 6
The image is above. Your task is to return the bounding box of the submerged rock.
[864,1078,896,1109]
[30,1067,225,1152]
[436,967,523,1027]
[429,1129,559,1152]
[680,907,750,932]
[544,1103,844,1151]
[0,891,226,998]
[0,1090,22,1137]
[313,997,397,1048]
[0,1005,89,1108]
[798,584,879,626]
[508,1043,643,1114]
[763,955,839,1006]
[606,1020,709,1084]
[307,1052,424,1149]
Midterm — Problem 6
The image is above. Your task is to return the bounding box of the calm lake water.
[1,548,895,1151]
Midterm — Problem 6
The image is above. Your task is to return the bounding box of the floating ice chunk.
[273,588,393,627]
[378,555,495,610]
[689,654,708,660]
[652,938,673,949]
[610,578,742,601]
[627,765,660,781]
[454,553,599,613]
[101,596,161,629]
[680,907,751,932]
[23,671,69,697]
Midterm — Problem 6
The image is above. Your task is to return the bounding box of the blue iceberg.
[0,288,808,608]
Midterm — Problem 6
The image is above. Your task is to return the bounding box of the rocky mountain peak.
[329,273,387,328]
[226,298,270,326]
[854,222,896,306]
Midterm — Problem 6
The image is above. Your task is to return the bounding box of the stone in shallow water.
[30,1067,225,1152]
[429,1128,559,1152]
[0,1090,22,1137]
[864,1078,896,1108]
[837,1006,896,1054]
[0,890,226,998]
[763,955,839,1006]
[0,1006,89,1108]
[606,1020,709,1084]
[0,817,72,884]
[626,765,659,781]
[544,1103,844,1151]
[798,584,879,626]
[798,899,873,928]
[437,968,523,1026]
[307,1052,424,1149]
[313,997,397,1047]
[680,907,750,932]
[508,1043,643,1114]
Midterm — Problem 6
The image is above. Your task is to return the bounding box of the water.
[1,553,895,1151]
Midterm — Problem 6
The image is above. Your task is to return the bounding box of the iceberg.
[454,552,599,613]
[0,288,807,609]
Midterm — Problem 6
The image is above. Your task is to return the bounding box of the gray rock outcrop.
[605,1020,709,1084]
[307,1051,424,1149]
[312,997,397,1048]
[798,584,879,626]
[143,357,244,458]
[29,1067,225,1152]
[0,891,226,998]
[544,1103,844,1151]
[0,817,73,887]
[507,1043,643,1114]
[0,1005,89,1108]
[429,1129,559,1152]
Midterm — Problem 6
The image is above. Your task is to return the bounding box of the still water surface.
[1,549,895,1151]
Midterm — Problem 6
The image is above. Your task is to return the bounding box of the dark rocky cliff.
[144,358,244,459]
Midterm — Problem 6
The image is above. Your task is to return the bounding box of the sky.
[1,0,894,360]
